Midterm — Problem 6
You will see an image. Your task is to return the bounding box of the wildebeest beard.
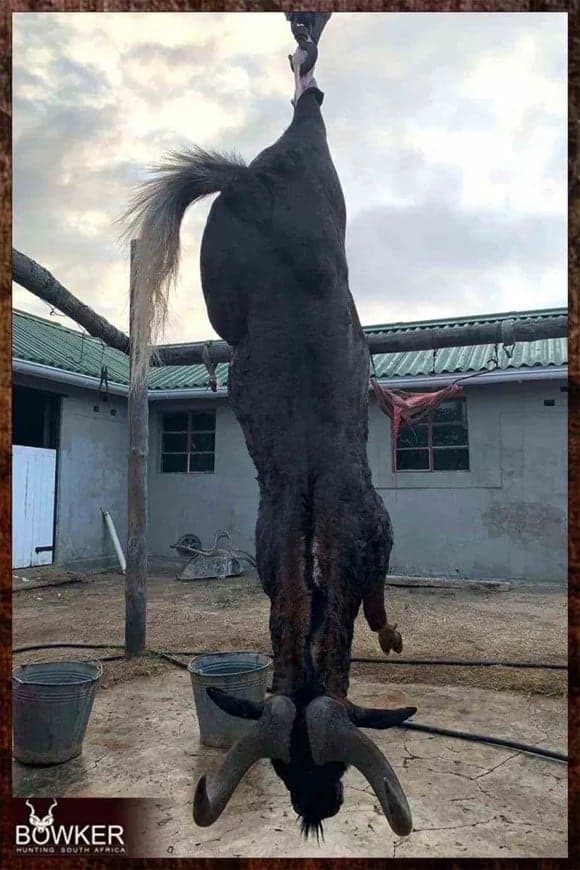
[272,723,346,841]
[124,72,416,838]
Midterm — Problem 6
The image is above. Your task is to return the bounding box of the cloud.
[12,11,566,343]
[346,201,565,323]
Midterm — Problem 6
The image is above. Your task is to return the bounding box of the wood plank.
[385,575,511,591]
[125,239,148,657]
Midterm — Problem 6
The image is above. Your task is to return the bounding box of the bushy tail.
[121,146,247,382]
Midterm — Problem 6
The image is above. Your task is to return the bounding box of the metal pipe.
[101,509,126,574]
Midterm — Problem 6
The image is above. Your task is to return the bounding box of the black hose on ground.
[152,650,190,669]
[13,642,125,652]
[350,656,567,670]
[399,721,567,763]
[12,643,190,668]
[13,644,567,671]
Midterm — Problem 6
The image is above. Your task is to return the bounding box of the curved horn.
[193,695,295,827]
[348,703,417,730]
[206,686,264,720]
[306,697,413,836]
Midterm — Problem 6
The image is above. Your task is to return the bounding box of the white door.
[12,445,57,569]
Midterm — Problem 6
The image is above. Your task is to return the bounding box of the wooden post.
[125,238,148,657]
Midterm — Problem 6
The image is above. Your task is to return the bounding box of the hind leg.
[362,586,403,656]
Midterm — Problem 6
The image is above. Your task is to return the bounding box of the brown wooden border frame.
[1,3,575,867]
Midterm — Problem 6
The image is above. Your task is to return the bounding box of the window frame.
[160,409,216,474]
[392,396,470,473]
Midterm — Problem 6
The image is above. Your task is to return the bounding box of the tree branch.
[12,248,130,355]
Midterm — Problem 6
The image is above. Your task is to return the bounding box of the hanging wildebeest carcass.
[124,13,416,839]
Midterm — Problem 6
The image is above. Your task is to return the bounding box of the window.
[394,397,469,472]
[161,411,216,473]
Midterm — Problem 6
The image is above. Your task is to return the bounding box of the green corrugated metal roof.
[364,307,567,379]
[13,307,567,391]
[146,361,230,390]
[12,309,130,384]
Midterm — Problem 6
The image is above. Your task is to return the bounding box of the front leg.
[363,586,403,656]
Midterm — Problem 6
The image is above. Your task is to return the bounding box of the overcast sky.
[13,11,567,342]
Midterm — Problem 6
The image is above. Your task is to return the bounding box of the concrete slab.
[12,671,567,859]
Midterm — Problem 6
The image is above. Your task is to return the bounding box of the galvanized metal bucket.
[12,660,102,765]
[188,651,272,749]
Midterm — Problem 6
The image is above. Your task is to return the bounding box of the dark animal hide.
[125,84,414,840]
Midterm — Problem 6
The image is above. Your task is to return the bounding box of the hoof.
[378,623,403,656]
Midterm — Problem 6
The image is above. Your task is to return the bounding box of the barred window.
[394,398,469,472]
[161,411,216,473]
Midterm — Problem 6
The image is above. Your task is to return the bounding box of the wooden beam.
[155,315,568,367]
[12,248,130,354]
[13,247,567,368]
[125,239,148,657]
[366,315,568,355]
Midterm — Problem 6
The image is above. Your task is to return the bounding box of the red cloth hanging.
[370,376,463,445]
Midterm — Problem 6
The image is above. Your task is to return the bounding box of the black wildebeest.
[125,23,415,839]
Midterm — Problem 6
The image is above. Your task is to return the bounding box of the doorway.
[12,386,60,569]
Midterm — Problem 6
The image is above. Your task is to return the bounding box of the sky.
[13,11,567,343]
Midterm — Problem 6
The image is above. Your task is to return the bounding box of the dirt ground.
[12,672,567,858]
[12,569,568,858]
[13,569,567,695]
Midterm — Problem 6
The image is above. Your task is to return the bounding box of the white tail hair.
[121,146,247,382]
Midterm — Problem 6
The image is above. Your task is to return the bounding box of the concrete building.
[12,307,568,583]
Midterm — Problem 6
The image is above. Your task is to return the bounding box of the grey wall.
[369,379,567,583]
[148,378,567,584]
[14,374,129,571]
[148,399,257,557]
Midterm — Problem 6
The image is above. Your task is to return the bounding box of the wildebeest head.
[194,687,415,838]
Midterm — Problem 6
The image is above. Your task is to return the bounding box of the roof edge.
[14,358,567,399]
